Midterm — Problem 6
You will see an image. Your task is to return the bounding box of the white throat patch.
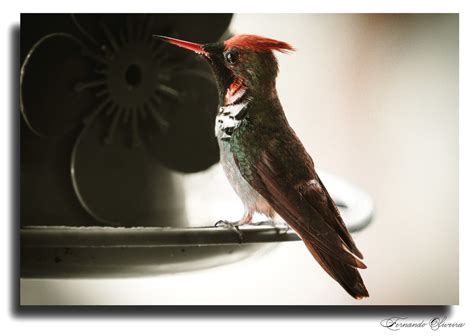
[215,101,249,140]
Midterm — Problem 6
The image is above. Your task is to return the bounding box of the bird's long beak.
[153,35,208,56]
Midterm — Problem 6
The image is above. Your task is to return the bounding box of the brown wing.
[234,133,369,298]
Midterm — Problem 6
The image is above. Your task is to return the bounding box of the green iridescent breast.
[229,119,259,182]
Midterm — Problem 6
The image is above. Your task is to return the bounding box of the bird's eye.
[225,51,239,65]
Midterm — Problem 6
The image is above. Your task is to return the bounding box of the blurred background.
[21,13,458,305]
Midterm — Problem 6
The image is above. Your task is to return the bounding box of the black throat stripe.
[234,102,249,121]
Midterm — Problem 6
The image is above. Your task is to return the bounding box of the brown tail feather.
[303,240,369,299]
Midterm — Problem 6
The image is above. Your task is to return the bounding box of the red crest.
[224,35,295,53]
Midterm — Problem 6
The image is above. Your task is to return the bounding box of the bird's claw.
[214,220,244,243]
[278,223,290,235]
[215,219,236,228]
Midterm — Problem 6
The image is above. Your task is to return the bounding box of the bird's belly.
[218,140,267,212]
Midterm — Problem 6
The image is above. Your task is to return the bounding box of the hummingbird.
[155,34,369,299]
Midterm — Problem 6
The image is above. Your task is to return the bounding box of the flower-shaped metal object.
[20,14,232,226]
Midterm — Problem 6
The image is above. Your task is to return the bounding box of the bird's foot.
[214,220,244,243]
[214,219,241,228]
[277,223,291,235]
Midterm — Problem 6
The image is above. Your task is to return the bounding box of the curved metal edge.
[21,224,300,248]
[69,121,121,226]
[20,32,87,138]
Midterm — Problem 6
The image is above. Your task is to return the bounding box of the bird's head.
[154,34,294,105]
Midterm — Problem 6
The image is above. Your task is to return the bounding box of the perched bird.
[155,34,369,299]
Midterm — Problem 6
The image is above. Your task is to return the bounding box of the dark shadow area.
[10,23,21,318]
[13,305,451,319]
